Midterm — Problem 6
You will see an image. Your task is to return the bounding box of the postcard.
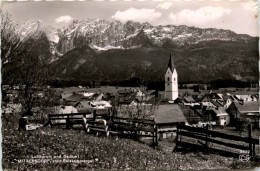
[1,0,259,170]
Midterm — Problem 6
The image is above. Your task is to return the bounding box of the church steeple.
[167,53,175,72]
[165,53,178,101]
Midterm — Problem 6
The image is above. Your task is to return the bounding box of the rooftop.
[61,92,73,99]
[167,54,175,73]
[74,101,91,109]
[234,101,260,113]
[65,94,84,102]
[183,96,196,103]
[155,104,187,124]
[212,107,228,116]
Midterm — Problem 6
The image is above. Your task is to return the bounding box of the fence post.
[93,110,96,120]
[155,125,158,147]
[153,124,155,146]
[175,123,179,151]
[248,124,252,157]
[205,124,209,147]
[253,143,255,156]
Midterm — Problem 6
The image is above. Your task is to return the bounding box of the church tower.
[164,54,178,101]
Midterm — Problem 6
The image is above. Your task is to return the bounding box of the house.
[3,107,14,114]
[7,103,22,113]
[52,106,79,124]
[102,93,116,101]
[222,93,233,109]
[227,101,260,129]
[183,96,196,103]
[117,89,130,96]
[74,100,111,116]
[199,93,224,108]
[146,90,157,97]
[91,93,104,101]
[74,101,92,113]
[82,92,95,98]
[155,104,187,138]
[211,107,230,126]
[64,93,85,105]
[200,93,222,102]
[6,90,19,101]
[61,92,73,99]
[189,91,201,101]
[90,101,112,109]
[233,95,258,102]
[180,105,202,125]
[54,106,78,114]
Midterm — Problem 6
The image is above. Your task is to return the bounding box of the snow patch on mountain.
[92,45,124,51]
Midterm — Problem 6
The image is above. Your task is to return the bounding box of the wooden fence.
[46,112,93,128]
[175,124,259,158]
[110,116,158,146]
[46,111,158,146]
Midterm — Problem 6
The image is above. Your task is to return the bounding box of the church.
[164,54,178,101]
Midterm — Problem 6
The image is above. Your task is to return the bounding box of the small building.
[155,104,187,138]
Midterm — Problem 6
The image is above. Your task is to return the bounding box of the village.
[2,55,259,135]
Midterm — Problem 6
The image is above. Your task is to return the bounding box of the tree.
[112,87,158,120]
[1,12,53,119]
[1,12,25,70]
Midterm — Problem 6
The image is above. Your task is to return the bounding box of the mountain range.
[2,19,259,85]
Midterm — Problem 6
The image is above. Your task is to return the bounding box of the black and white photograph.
[1,0,260,170]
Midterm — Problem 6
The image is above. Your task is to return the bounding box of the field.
[2,114,260,170]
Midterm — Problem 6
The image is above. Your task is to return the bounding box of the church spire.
[167,53,175,72]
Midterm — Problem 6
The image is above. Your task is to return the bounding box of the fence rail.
[176,124,259,158]
[46,111,158,146]
[48,112,92,117]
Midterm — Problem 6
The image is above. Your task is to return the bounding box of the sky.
[1,0,259,36]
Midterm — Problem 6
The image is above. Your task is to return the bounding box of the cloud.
[241,2,258,12]
[55,15,73,24]
[157,2,173,10]
[169,6,232,27]
[111,8,161,23]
